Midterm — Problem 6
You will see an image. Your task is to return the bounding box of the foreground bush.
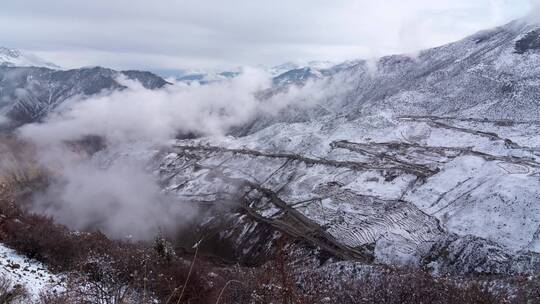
[0,213,214,303]
[217,245,503,304]
[0,186,535,303]
[0,277,28,304]
[333,270,498,304]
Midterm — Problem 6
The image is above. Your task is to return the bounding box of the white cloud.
[16,68,350,240]
[0,0,532,70]
[16,69,270,239]
[29,158,195,240]
[18,68,273,145]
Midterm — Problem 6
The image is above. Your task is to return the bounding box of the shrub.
[0,178,528,304]
[331,269,499,304]
[0,277,28,304]
[0,210,215,303]
[36,291,74,304]
[1,214,83,271]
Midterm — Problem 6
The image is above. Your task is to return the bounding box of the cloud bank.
[0,0,532,70]
[19,68,272,145]
[30,159,195,240]
[17,68,340,240]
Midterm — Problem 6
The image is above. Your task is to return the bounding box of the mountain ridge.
[0,65,169,126]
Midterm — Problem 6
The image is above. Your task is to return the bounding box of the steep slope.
[150,19,540,276]
[0,244,63,298]
[239,20,540,136]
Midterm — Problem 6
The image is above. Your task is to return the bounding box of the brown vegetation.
[0,277,28,304]
[0,212,214,303]
[0,194,518,304]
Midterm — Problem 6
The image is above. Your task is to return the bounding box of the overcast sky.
[0,0,537,72]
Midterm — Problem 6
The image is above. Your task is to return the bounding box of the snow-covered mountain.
[267,60,336,76]
[0,47,169,126]
[0,66,168,126]
[146,18,540,275]
[0,47,60,69]
[176,69,241,84]
[3,17,540,284]
[174,60,344,85]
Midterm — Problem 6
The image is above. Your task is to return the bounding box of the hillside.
[2,18,540,303]
[151,19,540,275]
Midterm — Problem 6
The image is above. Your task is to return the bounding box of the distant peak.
[0,47,21,58]
[0,47,61,69]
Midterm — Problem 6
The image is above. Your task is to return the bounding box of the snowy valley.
[1,17,540,303]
